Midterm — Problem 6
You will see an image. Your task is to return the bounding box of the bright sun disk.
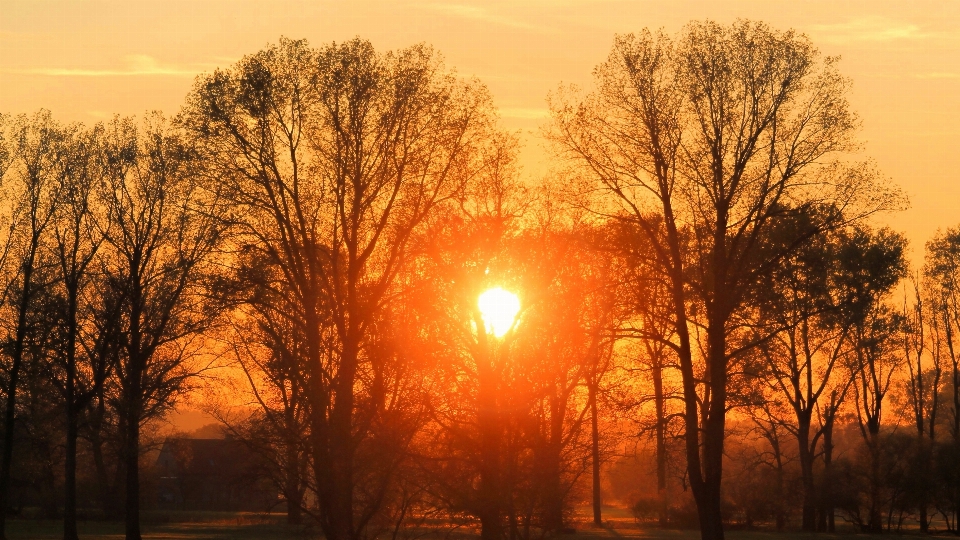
[477,287,520,338]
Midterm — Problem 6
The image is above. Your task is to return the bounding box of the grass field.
[2,508,926,540]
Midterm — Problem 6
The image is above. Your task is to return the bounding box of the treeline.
[0,19,958,540]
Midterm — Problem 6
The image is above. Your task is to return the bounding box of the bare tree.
[0,111,64,540]
[548,22,898,540]
[901,275,942,532]
[605,218,682,528]
[96,115,224,540]
[840,227,907,532]
[748,402,792,531]
[182,38,499,540]
[45,122,111,540]
[815,385,846,531]
[518,214,619,533]
[923,227,960,529]
[216,258,311,525]
[926,228,960,443]
[752,218,871,531]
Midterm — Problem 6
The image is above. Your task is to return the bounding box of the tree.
[926,228,960,443]
[548,21,898,540]
[182,38,500,540]
[215,244,312,524]
[46,122,111,540]
[752,217,867,531]
[900,275,942,532]
[923,227,960,528]
[0,111,64,540]
[412,172,619,537]
[606,217,682,528]
[96,115,224,540]
[841,227,907,532]
[816,386,845,530]
[408,135,529,539]
[517,213,619,532]
[762,407,793,530]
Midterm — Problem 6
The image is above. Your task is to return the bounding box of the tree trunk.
[775,458,786,532]
[284,435,302,525]
[64,285,80,540]
[542,388,565,532]
[917,436,929,533]
[308,384,331,532]
[0,260,36,540]
[125,273,144,540]
[661,197,725,540]
[867,430,882,533]
[0,351,22,540]
[124,398,142,540]
[919,495,928,533]
[302,299,334,535]
[818,420,833,532]
[64,395,79,540]
[35,435,58,518]
[89,396,117,518]
[694,480,725,540]
[542,454,563,532]
[696,313,728,540]
[652,351,668,528]
[588,381,602,527]
[825,428,836,531]
[328,333,359,540]
[798,414,816,531]
[478,347,502,540]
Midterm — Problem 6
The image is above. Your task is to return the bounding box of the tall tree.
[752,218,868,531]
[549,22,898,540]
[607,218,681,528]
[923,227,960,529]
[517,214,619,533]
[0,111,64,540]
[216,251,312,525]
[901,275,942,532]
[816,385,845,531]
[46,122,110,540]
[926,228,960,443]
[97,115,224,540]
[410,132,529,539]
[841,227,907,532]
[182,38,499,540]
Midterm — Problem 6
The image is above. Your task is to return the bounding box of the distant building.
[156,437,278,511]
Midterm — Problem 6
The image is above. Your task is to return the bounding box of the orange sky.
[3,0,959,430]
[3,0,960,260]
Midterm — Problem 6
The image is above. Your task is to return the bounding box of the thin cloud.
[421,3,553,33]
[3,54,209,77]
[914,72,960,79]
[809,16,930,44]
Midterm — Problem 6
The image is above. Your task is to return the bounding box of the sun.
[477,287,521,338]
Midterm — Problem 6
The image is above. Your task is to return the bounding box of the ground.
[1,508,920,540]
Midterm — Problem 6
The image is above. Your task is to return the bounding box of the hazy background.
[3,0,958,428]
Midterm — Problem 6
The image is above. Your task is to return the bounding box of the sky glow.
[8,0,955,432]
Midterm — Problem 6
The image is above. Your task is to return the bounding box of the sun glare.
[477,287,521,338]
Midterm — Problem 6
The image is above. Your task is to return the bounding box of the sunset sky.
[3,1,959,260]
[3,0,959,430]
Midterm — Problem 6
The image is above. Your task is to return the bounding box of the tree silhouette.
[182,38,501,540]
[96,115,225,540]
[549,21,901,540]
